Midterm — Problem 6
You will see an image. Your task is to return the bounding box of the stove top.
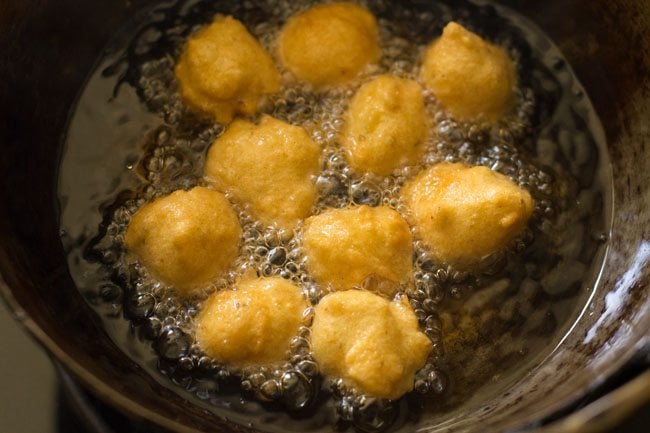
[58,364,172,433]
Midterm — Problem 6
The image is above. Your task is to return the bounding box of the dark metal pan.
[0,1,648,432]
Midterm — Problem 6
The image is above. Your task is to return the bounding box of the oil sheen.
[58,1,612,432]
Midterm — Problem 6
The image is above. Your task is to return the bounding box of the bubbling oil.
[59,0,610,432]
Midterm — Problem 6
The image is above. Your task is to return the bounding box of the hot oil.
[58,0,611,431]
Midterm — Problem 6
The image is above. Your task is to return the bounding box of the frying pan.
[0,0,648,432]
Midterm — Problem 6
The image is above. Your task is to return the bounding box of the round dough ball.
[302,206,413,294]
[204,115,320,229]
[311,290,431,399]
[125,187,242,295]
[402,163,534,267]
[175,16,280,124]
[420,22,517,122]
[278,3,380,88]
[341,74,428,176]
[196,277,307,366]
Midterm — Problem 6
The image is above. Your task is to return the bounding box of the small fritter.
[420,22,517,122]
[341,75,428,176]
[311,290,431,399]
[402,163,534,267]
[204,115,320,230]
[278,2,380,88]
[125,187,241,295]
[175,16,280,123]
[196,277,307,366]
[302,206,413,295]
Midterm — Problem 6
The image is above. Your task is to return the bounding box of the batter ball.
[302,206,413,295]
[402,163,533,267]
[341,74,428,176]
[175,16,280,124]
[420,22,517,122]
[204,115,320,230]
[311,290,431,399]
[125,187,241,295]
[196,276,307,366]
[278,2,380,88]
